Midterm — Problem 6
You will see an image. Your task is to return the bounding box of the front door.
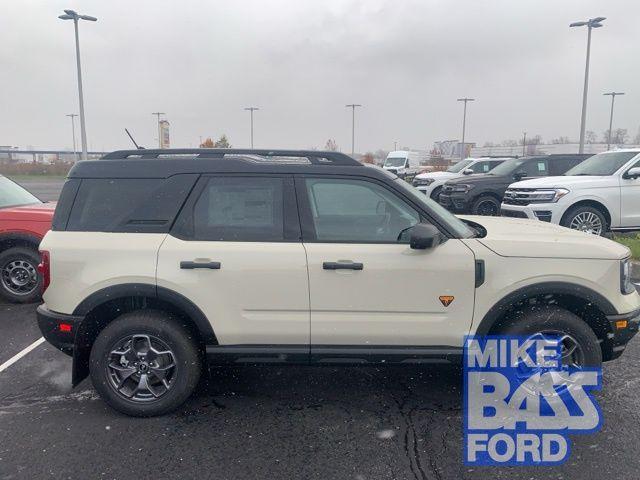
[297,176,476,350]
[157,175,310,347]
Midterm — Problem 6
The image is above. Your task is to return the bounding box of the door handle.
[323,261,364,271]
[180,261,221,270]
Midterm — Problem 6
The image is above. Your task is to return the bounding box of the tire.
[89,310,202,417]
[561,205,607,236]
[496,304,602,368]
[0,246,42,304]
[430,186,443,201]
[471,195,501,216]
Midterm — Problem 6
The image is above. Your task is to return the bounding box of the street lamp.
[244,107,259,148]
[570,16,606,154]
[152,112,165,148]
[522,132,527,157]
[457,98,474,161]
[58,10,96,161]
[66,114,78,160]
[603,92,625,150]
[345,104,362,156]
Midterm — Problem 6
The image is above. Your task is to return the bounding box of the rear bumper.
[605,308,640,360]
[36,304,84,356]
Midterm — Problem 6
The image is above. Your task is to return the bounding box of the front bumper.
[438,192,471,213]
[36,304,84,356]
[604,308,640,360]
[500,203,562,223]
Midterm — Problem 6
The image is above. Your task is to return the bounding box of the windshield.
[384,157,406,167]
[564,151,640,176]
[0,177,42,208]
[446,159,474,173]
[392,178,476,238]
[487,157,530,176]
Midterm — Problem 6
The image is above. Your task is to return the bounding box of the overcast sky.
[1,0,638,153]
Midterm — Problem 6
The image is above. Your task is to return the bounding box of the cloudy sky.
[1,0,638,153]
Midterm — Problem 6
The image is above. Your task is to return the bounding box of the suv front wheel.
[0,246,42,304]
[561,205,607,236]
[89,310,202,417]
[496,304,602,368]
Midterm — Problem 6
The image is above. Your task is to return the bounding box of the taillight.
[38,250,50,294]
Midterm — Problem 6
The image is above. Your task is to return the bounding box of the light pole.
[603,92,625,150]
[345,104,362,156]
[457,98,474,161]
[570,16,606,154]
[58,10,96,161]
[522,132,527,157]
[152,112,165,148]
[244,107,259,148]
[394,141,398,151]
[66,114,78,160]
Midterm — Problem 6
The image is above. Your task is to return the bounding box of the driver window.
[304,178,420,243]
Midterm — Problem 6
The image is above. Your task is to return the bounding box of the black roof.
[68,149,377,179]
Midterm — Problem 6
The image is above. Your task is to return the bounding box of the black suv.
[438,154,591,216]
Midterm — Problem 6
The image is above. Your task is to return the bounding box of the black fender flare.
[0,232,42,249]
[475,281,617,335]
[72,283,217,344]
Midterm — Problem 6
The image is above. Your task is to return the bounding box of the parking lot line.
[0,337,45,373]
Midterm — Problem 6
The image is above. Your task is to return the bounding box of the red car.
[0,175,54,303]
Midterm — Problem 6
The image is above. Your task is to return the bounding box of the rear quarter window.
[64,175,197,232]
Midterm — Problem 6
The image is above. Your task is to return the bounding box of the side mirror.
[625,167,640,179]
[514,170,527,181]
[409,223,442,250]
[462,169,474,175]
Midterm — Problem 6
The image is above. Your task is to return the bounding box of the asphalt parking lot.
[2,180,640,479]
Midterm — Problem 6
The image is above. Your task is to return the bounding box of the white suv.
[37,149,640,416]
[412,158,507,199]
[501,149,640,235]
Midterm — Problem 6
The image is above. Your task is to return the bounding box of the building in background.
[159,120,170,149]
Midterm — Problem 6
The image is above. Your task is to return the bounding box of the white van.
[383,150,429,180]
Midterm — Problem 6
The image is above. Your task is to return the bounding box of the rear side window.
[65,175,197,232]
[188,177,285,241]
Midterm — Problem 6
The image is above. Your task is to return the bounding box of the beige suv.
[37,149,640,416]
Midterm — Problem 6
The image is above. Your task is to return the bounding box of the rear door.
[157,175,310,348]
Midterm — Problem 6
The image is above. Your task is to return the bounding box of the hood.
[0,202,56,222]
[445,173,511,187]
[415,171,456,180]
[460,215,629,260]
[509,175,615,190]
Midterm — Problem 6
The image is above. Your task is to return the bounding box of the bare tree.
[585,130,597,144]
[324,139,339,151]
[551,136,571,144]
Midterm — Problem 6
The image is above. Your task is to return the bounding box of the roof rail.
[101,149,361,166]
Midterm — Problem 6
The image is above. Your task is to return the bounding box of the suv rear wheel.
[496,304,602,368]
[561,205,607,236]
[0,246,42,304]
[89,310,202,417]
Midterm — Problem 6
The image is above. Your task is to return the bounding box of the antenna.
[124,128,145,149]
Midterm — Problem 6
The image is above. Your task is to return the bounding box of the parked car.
[438,154,591,215]
[501,149,640,235]
[383,150,429,182]
[0,175,54,303]
[413,157,508,199]
[38,149,639,416]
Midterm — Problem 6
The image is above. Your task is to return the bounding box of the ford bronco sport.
[37,149,640,416]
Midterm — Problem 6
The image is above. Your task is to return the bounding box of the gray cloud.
[1,0,638,153]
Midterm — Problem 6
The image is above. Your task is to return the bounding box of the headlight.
[527,188,570,203]
[452,184,474,193]
[413,177,435,186]
[621,258,634,295]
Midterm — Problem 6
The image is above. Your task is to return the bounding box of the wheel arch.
[475,281,617,360]
[560,199,612,229]
[70,284,216,386]
[0,232,42,253]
